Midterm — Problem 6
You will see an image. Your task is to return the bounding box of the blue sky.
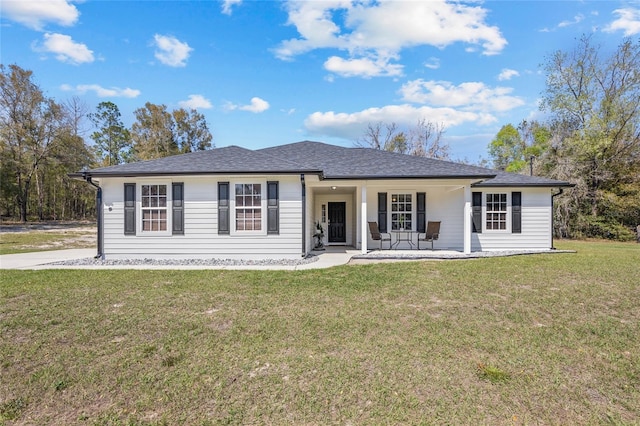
[2,0,640,162]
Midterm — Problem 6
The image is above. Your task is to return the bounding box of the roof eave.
[323,174,497,180]
[79,169,324,178]
[472,182,575,188]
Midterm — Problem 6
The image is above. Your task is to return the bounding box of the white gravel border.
[50,255,319,267]
[353,249,575,260]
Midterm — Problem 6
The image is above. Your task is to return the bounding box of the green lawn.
[1,240,639,425]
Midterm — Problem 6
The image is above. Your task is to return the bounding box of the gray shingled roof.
[258,141,572,186]
[80,140,572,187]
[83,145,321,177]
[258,141,497,179]
[472,170,572,187]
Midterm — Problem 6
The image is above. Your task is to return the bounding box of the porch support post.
[463,184,472,254]
[361,183,368,254]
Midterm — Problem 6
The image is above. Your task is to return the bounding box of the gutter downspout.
[551,188,564,250]
[83,173,104,259]
[300,174,306,257]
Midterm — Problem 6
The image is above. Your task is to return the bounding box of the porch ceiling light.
[331,186,337,190]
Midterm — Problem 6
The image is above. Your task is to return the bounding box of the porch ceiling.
[311,185,357,195]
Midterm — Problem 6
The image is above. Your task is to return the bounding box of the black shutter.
[472,191,482,233]
[512,191,522,234]
[172,182,184,235]
[417,192,426,233]
[124,183,135,235]
[267,181,279,235]
[218,182,230,234]
[378,192,387,232]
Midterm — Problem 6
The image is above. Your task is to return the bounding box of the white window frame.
[138,182,172,236]
[231,181,266,235]
[390,192,414,231]
[485,192,508,231]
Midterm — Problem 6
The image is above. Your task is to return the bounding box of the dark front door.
[328,202,346,243]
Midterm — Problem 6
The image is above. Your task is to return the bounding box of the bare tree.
[356,121,399,151]
[408,119,448,159]
[356,119,449,159]
[64,96,90,138]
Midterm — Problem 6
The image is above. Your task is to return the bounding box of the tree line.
[488,36,640,241]
[0,64,213,222]
[3,35,639,240]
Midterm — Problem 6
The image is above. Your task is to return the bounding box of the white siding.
[471,187,552,251]
[99,174,555,258]
[99,175,304,260]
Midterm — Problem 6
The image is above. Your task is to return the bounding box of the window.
[235,183,262,231]
[391,193,412,230]
[486,193,507,230]
[141,184,168,232]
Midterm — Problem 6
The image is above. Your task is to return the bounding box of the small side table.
[393,230,415,249]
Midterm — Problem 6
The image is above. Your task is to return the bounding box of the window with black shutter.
[417,192,426,233]
[512,191,522,234]
[267,181,279,235]
[124,183,136,235]
[377,192,387,232]
[172,182,184,235]
[218,182,229,234]
[472,191,482,233]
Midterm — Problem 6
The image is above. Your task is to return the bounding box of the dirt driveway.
[0,221,96,252]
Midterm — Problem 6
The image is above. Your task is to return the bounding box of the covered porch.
[307,178,475,255]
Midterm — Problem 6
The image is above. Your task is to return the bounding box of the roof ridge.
[254,146,321,171]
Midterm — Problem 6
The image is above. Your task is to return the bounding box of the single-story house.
[73,140,573,260]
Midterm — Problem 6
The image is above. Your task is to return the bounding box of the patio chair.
[368,221,392,250]
[417,221,440,250]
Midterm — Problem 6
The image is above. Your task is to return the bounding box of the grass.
[0,227,95,255]
[1,240,639,425]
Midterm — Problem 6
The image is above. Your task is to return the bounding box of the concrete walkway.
[0,248,360,271]
[0,249,97,270]
[0,247,571,271]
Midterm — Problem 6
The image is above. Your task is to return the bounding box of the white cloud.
[424,57,440,70]
[497,68,519,81]
[304,104,495,140]
[34,33,94,64]
[153,34,193,67]
[604,8,640,36]
[399,79,524,112]
[61,84,140,98]
[178,94,213,110]
[274,0,506,78]
[225,97,270,113]
[304,76,526,141]
[558,13,585,28]
[324,55,403,78]
[1,0,79,30]
[221,0,242,15]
